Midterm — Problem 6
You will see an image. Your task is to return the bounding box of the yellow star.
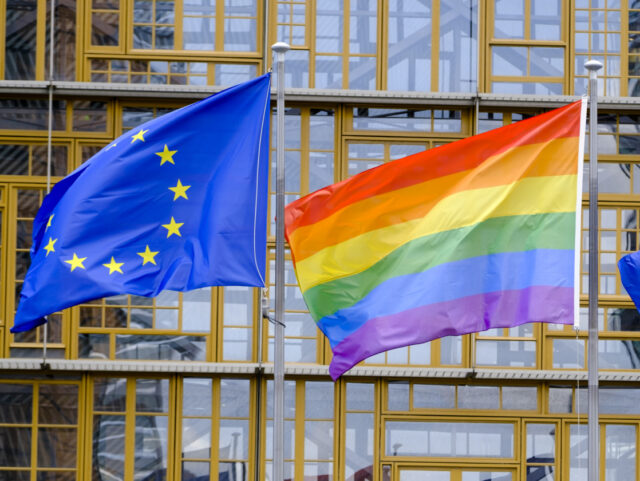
[102,256,124,274]
[155,144,177,165]
[169,179,191,201]
[46,214,54,230]
[44,237,57,257]
[137,245,159,265]
[64,253,87,272]
[162,217,183,238]
[131,129,148,144]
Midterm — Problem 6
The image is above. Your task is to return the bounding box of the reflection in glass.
[5,0,38,80]
[599,340,640,369]
[570,424,587,480]
[346,383,374,411]
[605,425,636,481]
[462,473,512,481]
[387,0,430,91]
[0,384,33,423]
[136,379,169,413]
[37,428,77,467]
[552,339,584,369]
[93,415,125,480]
[39,384,78,424]
[134,416,168,480]
[385,421,514,458]
[220,419,249,459]
[600,387,640,414]
[345,413,373,481]
[494,0,524,38]
[0,427,31,466]
[94,378,127,412]
[439,0,477,93]
[115,334,206,360]
[182,418,211,458]
[476,340,536,367]
[441,336,462,365]
[526,424,555,463]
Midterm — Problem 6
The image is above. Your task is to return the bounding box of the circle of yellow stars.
[45,127,191,276]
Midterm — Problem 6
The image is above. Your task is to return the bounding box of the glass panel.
[552,339,585,368]
[183,378,211,416]
[440,336,462,365]
[220,379,249,418]
[600,388,640,414]
[93,378,127,411]
[492,46,527,75]
[439,0,477,93]
[39,384,78,424]
[0,427,31,466]
[134,416,168,480]
[183,288,211,332]
[605,425,636,481]
[526,424,555,463]
[345,413,373,480]
[530,47,564,77]
[305,382,334,419]
[352,108,430,132]
[400,470,450,481]
[476,340,536,367]
[93,415,125,480]
[531,0,561,40]
[304,420,333,460]
[387,0,431,91]
[548,386,573,413]
[494,0,524,38]
[502,386,537,411]
[92,11,119,46]
[5,0,38,79]
[115,334,206,360]
[223,286,253,326]
[387,381,409,411]
[182,461,209,480]
[385,421,514,458]
[413,384,455,409]
[346,383,374,411]
[37,428,77,467]
[136,379,169,413]
[458,385,500,410]
[0,384,33,423]
[182,418,211,458]
[73,101,107,131]
[570,424,588,480]
[462,473,512,481]
[599,339,640,369]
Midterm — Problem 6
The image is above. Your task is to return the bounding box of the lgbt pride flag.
[285,99,587,379]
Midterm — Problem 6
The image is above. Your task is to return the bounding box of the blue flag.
[619,251,640,311]
[12,73,271,333]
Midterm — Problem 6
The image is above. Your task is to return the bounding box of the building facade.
[0,0,639,480]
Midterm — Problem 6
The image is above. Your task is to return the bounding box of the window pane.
[0,384,33,423]
[439,0,477,93]
[605,425,636,481]
[385,421,514,458]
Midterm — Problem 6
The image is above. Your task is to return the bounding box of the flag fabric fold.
[619,252,640,311]
[285,99,586,379]
[12,73,271,333]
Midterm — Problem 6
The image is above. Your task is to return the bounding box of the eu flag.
[12,73,271,333]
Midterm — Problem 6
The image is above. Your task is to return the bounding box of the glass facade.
[1,2,640,480]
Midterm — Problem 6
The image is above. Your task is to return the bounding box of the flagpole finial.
[584,59,603,71]
[272,42,290,54]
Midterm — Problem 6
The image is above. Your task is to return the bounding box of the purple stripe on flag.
[328,285,574,380]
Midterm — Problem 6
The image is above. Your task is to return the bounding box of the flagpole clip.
[261,288,286,327]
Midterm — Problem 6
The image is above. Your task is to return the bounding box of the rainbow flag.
[284,100,586,379]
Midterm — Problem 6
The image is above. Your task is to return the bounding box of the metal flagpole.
[43,0,56,367]
[272,41,289,481]
[585,58,603,481]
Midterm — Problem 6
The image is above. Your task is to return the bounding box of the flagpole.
[585,58,603,481]
[272,41,289,481]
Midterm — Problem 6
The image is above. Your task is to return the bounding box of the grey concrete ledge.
[1,81,640,109]
[1,358,639,382]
